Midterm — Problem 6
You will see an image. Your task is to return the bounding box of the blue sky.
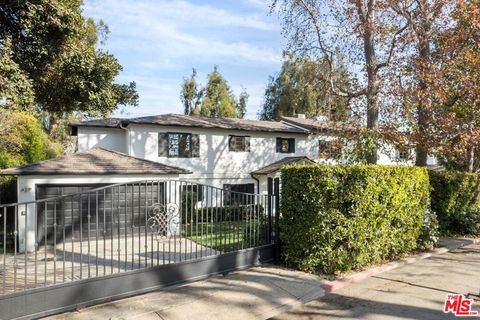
[83,0,286,119]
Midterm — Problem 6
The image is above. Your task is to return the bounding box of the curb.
[319,237,480,294]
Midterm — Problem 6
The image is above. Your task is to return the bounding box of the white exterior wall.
[126,124,323,190]
[77,127,127,153]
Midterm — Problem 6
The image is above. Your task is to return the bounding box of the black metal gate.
[0,180,278,320]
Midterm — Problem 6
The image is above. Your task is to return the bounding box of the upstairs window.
[276,138,295,153]
[318,140,342,160]
[158,132,200,158]
[229,135,250,152]
[396,148,409,161]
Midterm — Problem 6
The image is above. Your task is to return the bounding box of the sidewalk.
[44,237,478,320]
[45,266,325,320]
[273,240,480,319]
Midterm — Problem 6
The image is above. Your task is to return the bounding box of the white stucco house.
[1,113,439,252]
[2,113,439,205]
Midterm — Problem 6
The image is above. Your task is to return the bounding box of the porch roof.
[0,148,192,176]
[251,156,316,175]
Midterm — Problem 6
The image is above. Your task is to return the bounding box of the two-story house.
[1,113,440,252]
[3,113,439,206]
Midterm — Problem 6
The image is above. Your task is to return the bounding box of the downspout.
[119,121,130,154]
[250,173,260,194]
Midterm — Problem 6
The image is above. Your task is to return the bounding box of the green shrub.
[281,164,429,274]
[429,171,480,236]
[416,209,440,250]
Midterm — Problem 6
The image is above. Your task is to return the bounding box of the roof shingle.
[70,114,307,134]
[0,148,192,176]
[251,156,315,175]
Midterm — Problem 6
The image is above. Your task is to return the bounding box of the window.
[229,135,250,152]
[276,138,295,153]
[318,140,342,159]
[158,132,200,157]
[397,148,409,161]
[181,184,204,201]
[223,183,255,205]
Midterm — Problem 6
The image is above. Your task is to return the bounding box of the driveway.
[273,242,480,320]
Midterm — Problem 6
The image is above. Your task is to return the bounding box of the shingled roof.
[280,116,357,133]
[0,148,192,176]
[251,156,315,175]
[70,114,307,134]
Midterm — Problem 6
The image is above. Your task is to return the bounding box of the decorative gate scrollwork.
[147,203,180,239]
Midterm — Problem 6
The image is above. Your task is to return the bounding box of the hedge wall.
[281,164,430,274]
[429,171,480,236]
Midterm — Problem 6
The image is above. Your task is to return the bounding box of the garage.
[0,148,191,252]
[35,183,166,243]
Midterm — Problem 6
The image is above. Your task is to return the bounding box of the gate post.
[273,178,280,264]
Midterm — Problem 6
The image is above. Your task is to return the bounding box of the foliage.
[184,204,264,223]
[280,164,429,274]
[0,111,61,169]
[0,38,34,111]
[429,171,480,236]
[180,68,204,116]
[0,0,138,124]
[180,66,248,118]
[272,0,409,164]
[258,55,351,121]
[416,209,440,251]
[0,176,16,204]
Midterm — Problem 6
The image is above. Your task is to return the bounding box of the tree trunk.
[363,12,379,165]
[466,145,475,172]
[415,1,431,167]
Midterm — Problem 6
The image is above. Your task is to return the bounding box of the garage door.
[36,183,165,244]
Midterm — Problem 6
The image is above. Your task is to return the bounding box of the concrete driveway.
[273,242,480,320]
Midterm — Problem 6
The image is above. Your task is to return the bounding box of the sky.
[83,0,286,119]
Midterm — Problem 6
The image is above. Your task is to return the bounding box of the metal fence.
[0,180,276,301]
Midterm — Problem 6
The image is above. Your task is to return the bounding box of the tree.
[0,111,61,169]
[180,66,248,118]
[258,55,351,121]
[0,38,34,111]
[429,0,480,171]
[0,0,138,131]
[237,89,249,118]
[180,68,203,116]
[386,0,480,169]
[272,0,407,163]
[201,66,238,118]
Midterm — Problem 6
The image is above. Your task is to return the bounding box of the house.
[0,113,439,252]
[2,113,439,205]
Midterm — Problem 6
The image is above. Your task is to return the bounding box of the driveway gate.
[0,180,279,319]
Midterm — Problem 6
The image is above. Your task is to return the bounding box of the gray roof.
[70,114,307,134]
[251,156,315,175]
[0,148,192,176]
[280,116,357,133]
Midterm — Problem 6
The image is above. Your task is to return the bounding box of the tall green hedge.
[281,164,430,274]
[429,171,480,236]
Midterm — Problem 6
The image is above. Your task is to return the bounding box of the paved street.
[43,240,480,320]
[273,242,480,320]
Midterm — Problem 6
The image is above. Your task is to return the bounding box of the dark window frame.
[158,132,200,158]
[397,148,409,161]
[167,132,192,158]
[276,137,295,153]
[223,183,255,205]
[228,135,250,152]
